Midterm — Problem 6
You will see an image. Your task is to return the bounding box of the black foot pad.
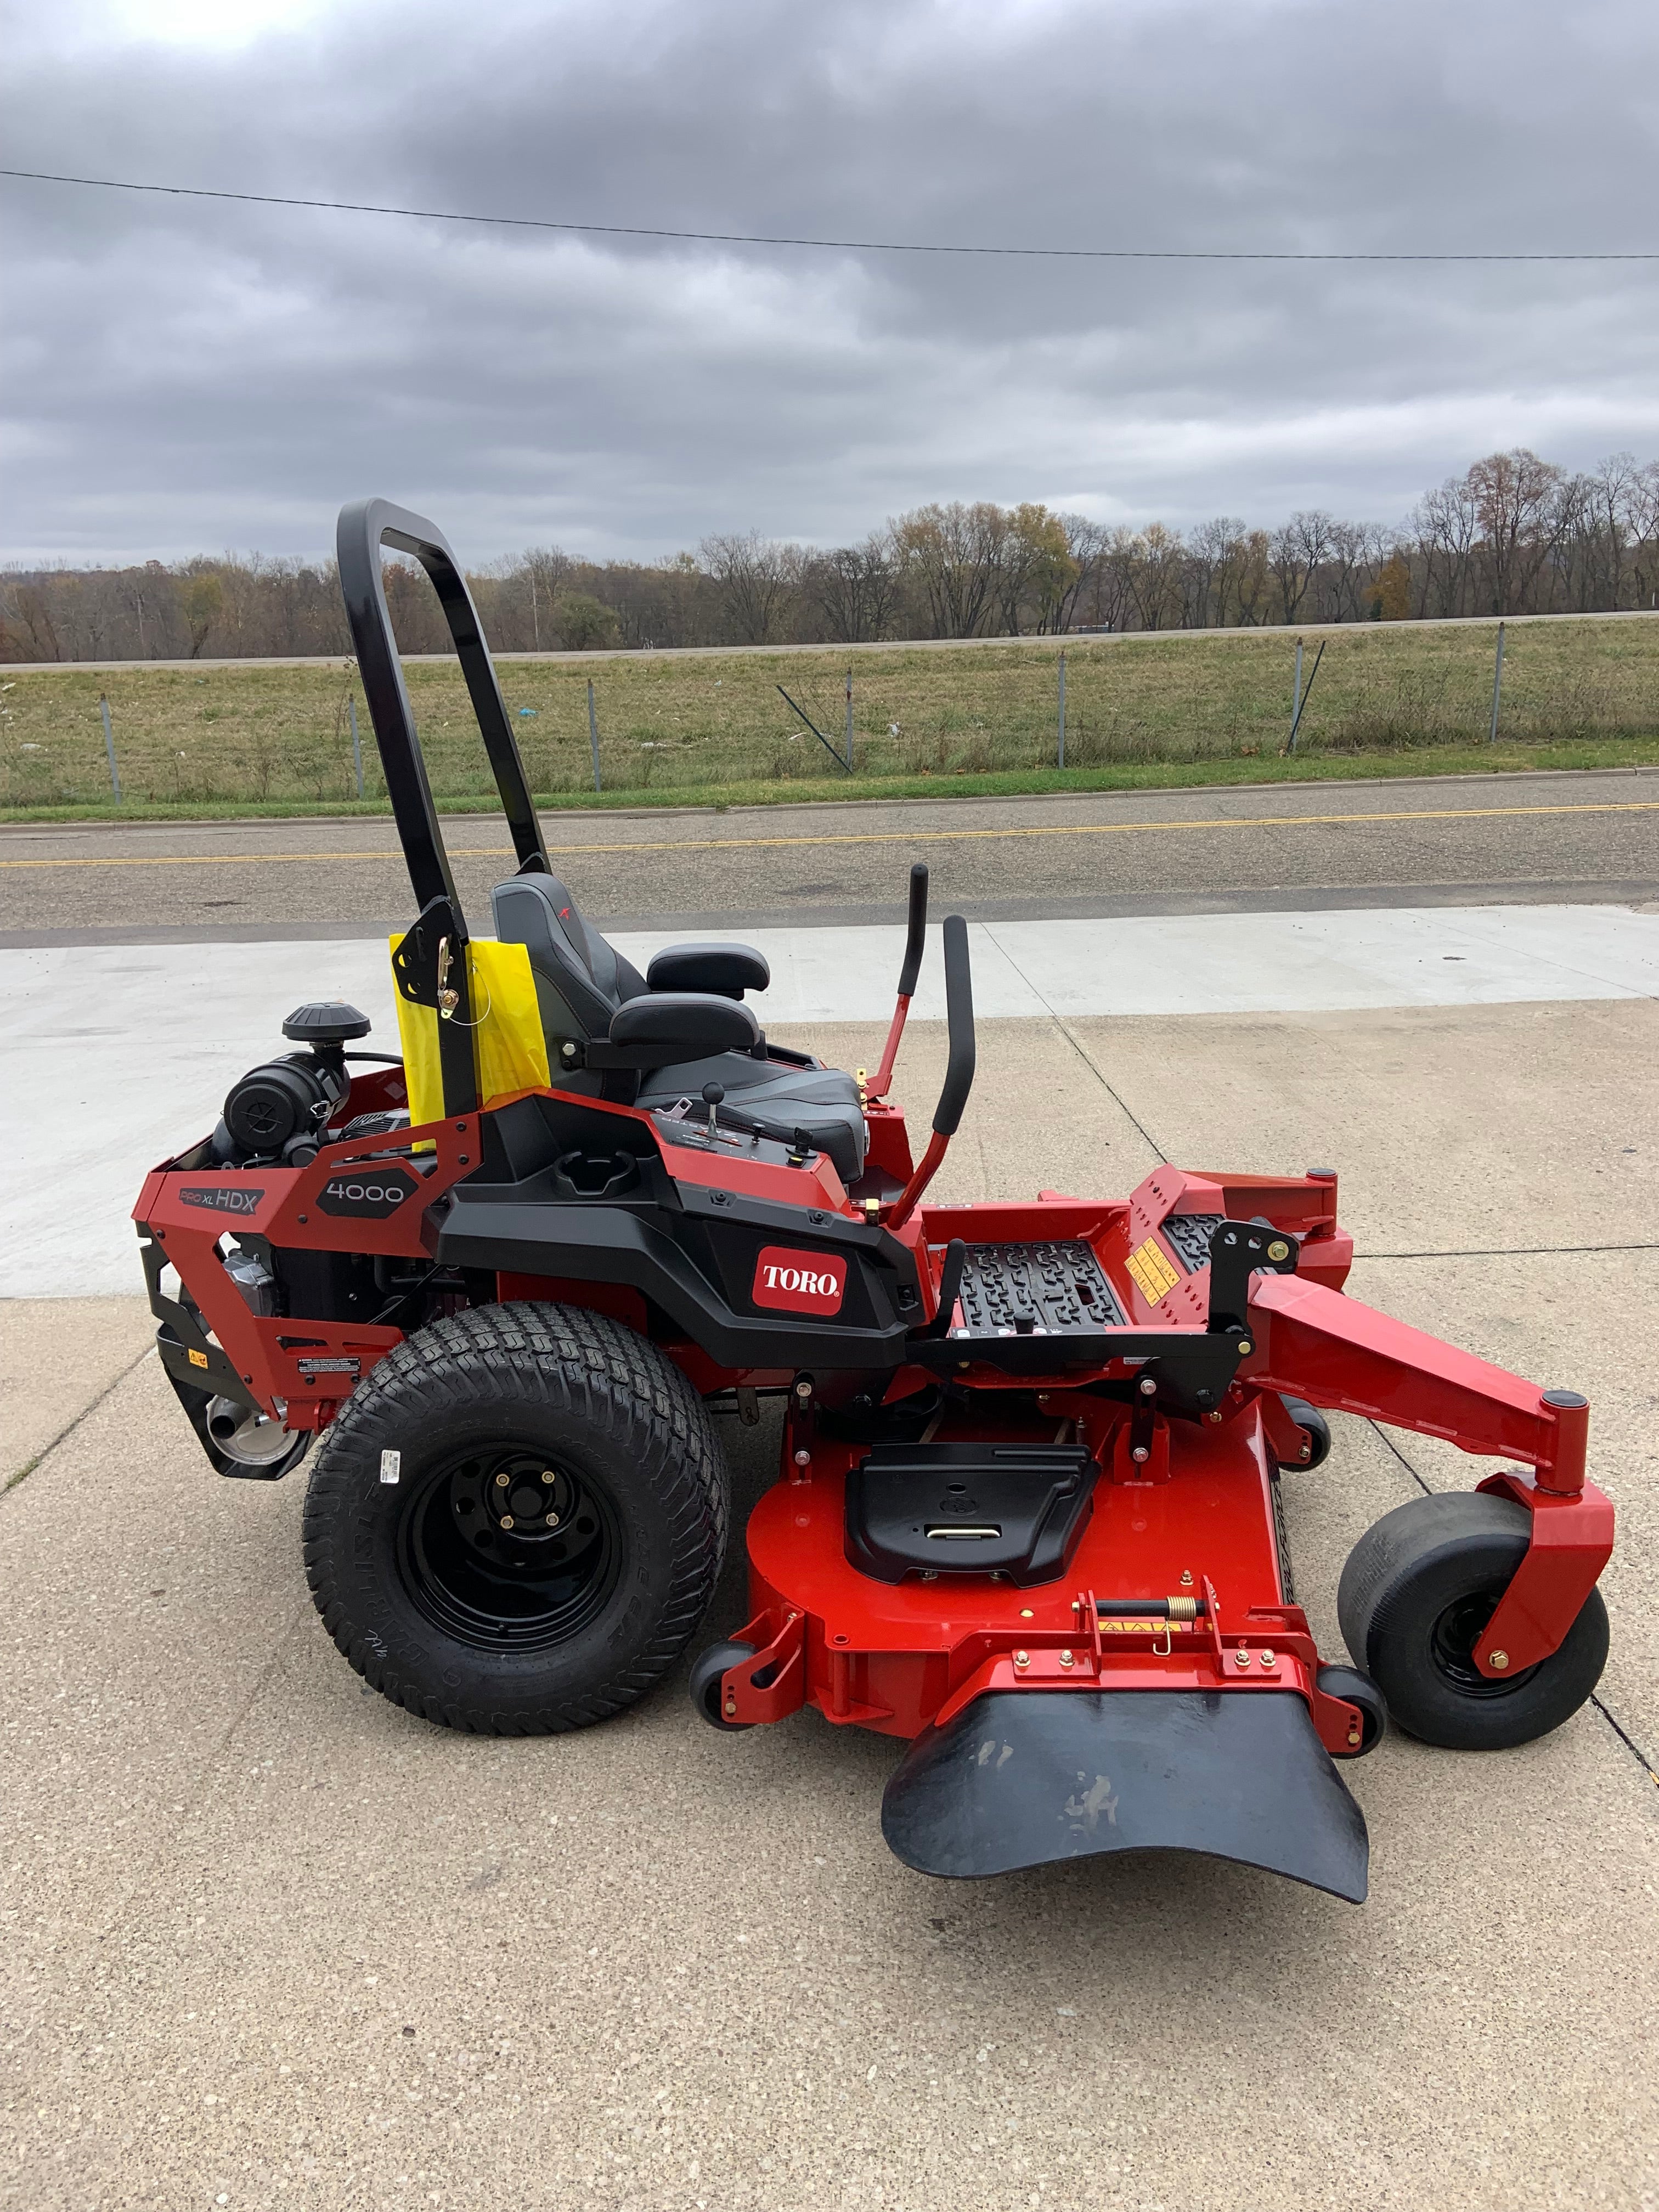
[954,1241,1126,1336]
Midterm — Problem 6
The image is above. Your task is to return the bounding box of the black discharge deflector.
[881,1689,1369,1901]
[845,1441,1098,1586]
[952,1241,1127,1336]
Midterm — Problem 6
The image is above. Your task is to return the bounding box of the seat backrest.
[491,872,645,1046]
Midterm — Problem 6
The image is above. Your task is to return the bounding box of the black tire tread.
[302,1301,729,1735]
[1337,1488,1607,1750]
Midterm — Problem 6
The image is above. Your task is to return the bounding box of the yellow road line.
[3,798,1657,870]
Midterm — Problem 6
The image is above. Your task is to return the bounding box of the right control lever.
[886,913,975,1229]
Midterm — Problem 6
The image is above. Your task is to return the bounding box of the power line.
[2,166,1654,263]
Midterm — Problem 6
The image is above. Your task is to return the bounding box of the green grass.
[4,616,1656,821]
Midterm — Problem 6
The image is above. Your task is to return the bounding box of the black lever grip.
[933,914,976,1137]
[898,862,929,998]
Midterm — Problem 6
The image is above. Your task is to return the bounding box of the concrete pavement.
[3,998,1657,2212]
[6,902,1659,1296]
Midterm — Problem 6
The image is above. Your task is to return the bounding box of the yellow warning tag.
[188,1347,210,1369]
[1126,1237,1181,1307]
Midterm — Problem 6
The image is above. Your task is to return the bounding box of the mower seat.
[492,873,868,1184]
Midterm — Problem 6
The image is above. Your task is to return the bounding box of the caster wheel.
[1338,1492,1608,1751]
[1316,1663,1386,1756]
[690,1640,755,1731]
[1277,1396,1331,1471]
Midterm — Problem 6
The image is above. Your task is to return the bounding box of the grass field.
[3,613,1656,820]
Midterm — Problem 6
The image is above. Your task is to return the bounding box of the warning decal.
[1125,1236,1181,1308]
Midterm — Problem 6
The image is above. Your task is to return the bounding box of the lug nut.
[541,1470,556,1485]
[495,1473,510,1488]
[500,1514,515,1530]
[1489,1649,1510,1671]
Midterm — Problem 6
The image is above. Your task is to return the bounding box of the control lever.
[702,1081,725,1144]
[865,863,928,1101]
[886,915,975,1229]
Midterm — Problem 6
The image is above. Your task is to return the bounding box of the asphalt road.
[3,766,1658,946]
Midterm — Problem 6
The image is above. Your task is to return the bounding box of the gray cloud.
[3,0,1656,564]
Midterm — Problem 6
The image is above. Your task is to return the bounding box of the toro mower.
[133,501,1615,1902]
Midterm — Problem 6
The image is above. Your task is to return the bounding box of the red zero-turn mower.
[134,503,1616,1903]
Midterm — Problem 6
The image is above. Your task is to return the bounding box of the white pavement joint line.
[1053,1018,1169,1165]
[1589,1698,1659,1790]
[979,918,1169,1161]
[3,1340,154,1494]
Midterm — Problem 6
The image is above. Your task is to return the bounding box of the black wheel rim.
[1429,1587,1538,1698]
[397,1442,624,1652]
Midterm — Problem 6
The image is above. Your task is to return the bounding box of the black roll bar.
[336,499,554,1118]
[335,498,551,921]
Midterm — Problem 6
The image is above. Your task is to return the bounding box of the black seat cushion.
[636,1054,867,1184]
[491,873,868,1184]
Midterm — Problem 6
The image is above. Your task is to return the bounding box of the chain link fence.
[3,613,1655,810]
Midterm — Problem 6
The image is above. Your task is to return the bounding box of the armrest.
[645,942,771,1000]
[586,991,761,1069]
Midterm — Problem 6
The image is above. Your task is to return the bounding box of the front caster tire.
[1337,1492,1609,1751]
[1316,1663,1387,1756]
[690,1640,755,1731]
[302,1302,729,1735]
[1277,1396,1331,1471]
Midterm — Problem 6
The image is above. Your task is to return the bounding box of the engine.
[211,999,372,1167]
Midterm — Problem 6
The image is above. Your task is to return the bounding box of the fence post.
[348,695,364,799]
[845,665,854,772]
[1289,639,1304,753]
[587,678,602,793]
[1057,650,1066,768]
[99,695,121,804]
[1489,621,1505,743]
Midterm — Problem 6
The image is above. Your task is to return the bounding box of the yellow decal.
[1101,1617,1187,1634]
[1126,1237,1180,1307]
[188,1347,210,1369]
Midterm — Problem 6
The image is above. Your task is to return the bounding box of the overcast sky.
[3,0,1656,567]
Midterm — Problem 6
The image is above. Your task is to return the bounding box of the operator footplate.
[953,1240,1127,1337]
[845,1441,1098,1587]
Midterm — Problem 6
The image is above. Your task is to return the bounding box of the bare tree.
[808,532,900,642]
[890,502,1012,637]
[699,532,804,645]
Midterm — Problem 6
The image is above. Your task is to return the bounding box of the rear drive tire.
[302,1302,729,1735]
[1337,1492,1608,1751]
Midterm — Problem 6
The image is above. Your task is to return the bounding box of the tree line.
[4,447,1656,664]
